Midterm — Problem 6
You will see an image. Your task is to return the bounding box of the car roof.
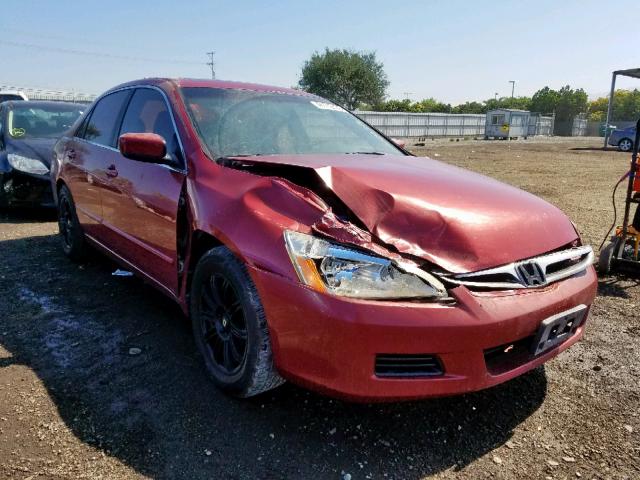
[107,77,317,98]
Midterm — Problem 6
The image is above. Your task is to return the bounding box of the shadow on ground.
[0,207,57,223]
[0,232,548,479]
[569,146,621,152]
[598,276,640,299]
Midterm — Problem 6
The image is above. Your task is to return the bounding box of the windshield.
[7,103,84,139]
[181,87,401,158]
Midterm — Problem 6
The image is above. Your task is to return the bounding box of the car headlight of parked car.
[284,230,447,299]
[7,154,49,175]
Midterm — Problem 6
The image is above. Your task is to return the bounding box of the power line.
[0,40,203,65]
[2,26,105,46]
[206,51,216,79]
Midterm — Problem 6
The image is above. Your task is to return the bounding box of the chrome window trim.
[443,245,594,289]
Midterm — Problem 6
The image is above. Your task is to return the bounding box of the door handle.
[106,164,119,178]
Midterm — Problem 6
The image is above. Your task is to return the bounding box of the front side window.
[7,103,84,139]
[181,87,401,158]
[119,88,181,162]
[83,90,131,147]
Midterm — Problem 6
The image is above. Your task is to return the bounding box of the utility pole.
[403,92,414,101]
[206,51,216,79]
[509,80,515,98]
[494,92,498,101]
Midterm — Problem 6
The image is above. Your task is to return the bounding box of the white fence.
[571,116,588,136]
[529,115,554,136]
[355,111,486,138]
[0,85,97,103]
[355,110,555,138]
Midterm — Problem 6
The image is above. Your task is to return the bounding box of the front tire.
[618,138,634,152]
[190,246,284,397]
[57,185,87,262]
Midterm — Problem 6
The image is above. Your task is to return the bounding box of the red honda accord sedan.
[51,78,597,401]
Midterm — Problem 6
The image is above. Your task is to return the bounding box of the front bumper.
[0,171,54,208]
[249,264,597,401]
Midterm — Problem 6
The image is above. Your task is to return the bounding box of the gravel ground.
[0,137,638,479]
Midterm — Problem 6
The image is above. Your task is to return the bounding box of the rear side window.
[83,90,130,147]
[120,88,182,163]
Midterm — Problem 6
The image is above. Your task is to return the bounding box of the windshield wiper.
[344,151,386,155]
[217,154,264,159]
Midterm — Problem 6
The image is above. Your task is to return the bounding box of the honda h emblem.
[516,262,546,287]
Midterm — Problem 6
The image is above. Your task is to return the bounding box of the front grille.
[443,245,593,290]
[375,354,444,378]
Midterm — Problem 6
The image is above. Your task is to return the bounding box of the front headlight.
[7,154,49,175]
[284,230,447,299]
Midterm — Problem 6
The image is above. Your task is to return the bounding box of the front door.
[101,87,186,294]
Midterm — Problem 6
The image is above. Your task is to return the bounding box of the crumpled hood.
[229,154,578,273]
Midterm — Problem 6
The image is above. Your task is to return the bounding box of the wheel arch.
[619,137,634,150]
[184,229,224,300]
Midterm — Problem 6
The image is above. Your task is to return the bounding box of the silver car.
[608,125,636,152]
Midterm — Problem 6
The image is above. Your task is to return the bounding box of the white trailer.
[485,109,530,140]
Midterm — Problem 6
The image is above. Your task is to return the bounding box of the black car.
[0,101,84,207]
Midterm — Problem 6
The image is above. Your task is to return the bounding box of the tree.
[452,101,485,114]
[373,99,413,112]
[530,87,560,115]
[588,89,640,122]
[482,96,531,112]
[555,86,588,122]
[412,98,451,113]
[530,85,587,121]
[298,48,389,110]
[529,85,587,135]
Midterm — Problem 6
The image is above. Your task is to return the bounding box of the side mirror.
[118,132,167,163]
[391,137,406,149]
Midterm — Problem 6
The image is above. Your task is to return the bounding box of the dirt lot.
[0,137,638,479]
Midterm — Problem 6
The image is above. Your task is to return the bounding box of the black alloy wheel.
[58,195,74,249]
[190,246,284,397]
[57,185,87,261]
[199,273,248,376]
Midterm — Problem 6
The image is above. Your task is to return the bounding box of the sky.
[3,0,640,104]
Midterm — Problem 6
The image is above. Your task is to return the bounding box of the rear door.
[101,87,186,293]
[60,90,131,238]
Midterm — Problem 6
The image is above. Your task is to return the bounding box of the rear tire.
[618,138,634,152]
[57,185,87,262]
[190,246,284,397]
[598,240,617,275]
